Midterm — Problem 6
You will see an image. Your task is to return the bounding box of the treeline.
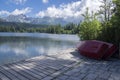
[0,21,48,32]
[0,21,79,34]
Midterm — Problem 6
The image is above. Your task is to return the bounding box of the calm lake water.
[0,32,79,65]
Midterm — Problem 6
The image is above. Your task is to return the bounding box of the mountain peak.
[3,15,69,25]
[8,14,27,19]
[6,14,29,23]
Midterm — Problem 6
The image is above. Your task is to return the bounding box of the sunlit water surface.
[0,33,79,65]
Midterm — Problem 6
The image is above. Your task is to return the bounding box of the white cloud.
[42,0,49,4]
[11,7,32,15]
[0,10,10,16]
[0,7,32,16]
[36,0,103,22]
[10,0,27,5]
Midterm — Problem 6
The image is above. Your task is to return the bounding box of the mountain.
[30,17,68,25]
[4,14,68,25]
[6,14,30,23]
[0,18,6,22]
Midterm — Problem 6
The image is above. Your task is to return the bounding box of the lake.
[0,32,79,65]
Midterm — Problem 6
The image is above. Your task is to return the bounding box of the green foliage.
[64,23,75,30]
[95,0,116,44]
[78,8,101,40]
[111,0,120,45]
[78,20,101,40]
[98,22,114,43]
[98,0,120,46]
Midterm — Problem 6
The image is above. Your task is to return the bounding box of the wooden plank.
[16,61,47,70]
[20,62,52,76]
[30,67,51,76]
[0,73,10,80]
[34,60,64,70]
[16,64,44,79]
[0,66,19,80]
[21,63,51,75]
[2,66,29,80]
[10,59,47,70]
[8,61,49,76]
[18,64,47,77]
[17,60,57,75]
[25,60,63,75]
[19,61,47,70]
[15,58,60,76]
[25,59,62,70]
[25,56,46,62]
[12,64,42,80]
[7,64,38,80]
[20,58,63,72]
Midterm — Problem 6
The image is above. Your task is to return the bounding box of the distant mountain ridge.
[6,14,30,23]
[3,14,69,25]
[0,18,6,22]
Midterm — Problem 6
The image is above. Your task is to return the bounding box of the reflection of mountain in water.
[0,33,78,65]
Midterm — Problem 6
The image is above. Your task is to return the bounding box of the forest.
[0,21,79,34]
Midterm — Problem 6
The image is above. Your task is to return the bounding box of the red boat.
[77,40,117,60]
[99,41,117,59]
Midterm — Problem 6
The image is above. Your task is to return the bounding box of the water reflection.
[0,33,79,65]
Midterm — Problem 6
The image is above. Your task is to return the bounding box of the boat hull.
[77,40,117,59]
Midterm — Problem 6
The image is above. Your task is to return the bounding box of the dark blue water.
[0,33,79,65]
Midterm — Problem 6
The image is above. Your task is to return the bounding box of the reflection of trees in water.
[0,36,77,56]
[0,36,76,48]
[0,36,77,65]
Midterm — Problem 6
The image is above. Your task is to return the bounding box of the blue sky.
[0,0,102,21]
[0,0,79,17]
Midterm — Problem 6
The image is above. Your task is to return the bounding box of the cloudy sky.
[0,0,102,21]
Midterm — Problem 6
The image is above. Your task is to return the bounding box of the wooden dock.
[0,48,120,80]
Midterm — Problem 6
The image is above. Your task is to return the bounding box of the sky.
[0,0,103,21]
